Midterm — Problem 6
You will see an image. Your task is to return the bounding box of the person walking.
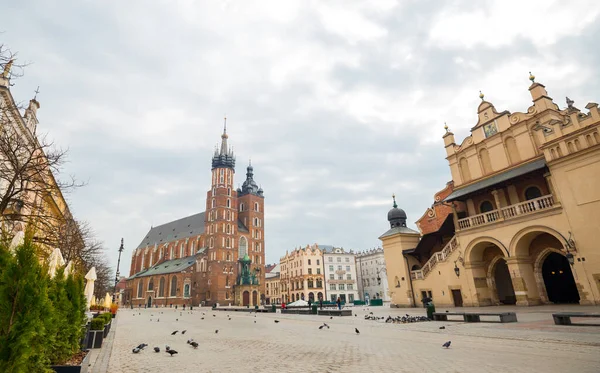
[319,298,323,310]
[336,297,342,310]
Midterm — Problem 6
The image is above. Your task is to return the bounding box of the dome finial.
[479,90,485,101]
[444,122,449,132]
[529,71,535,83]
[392,194,397,208]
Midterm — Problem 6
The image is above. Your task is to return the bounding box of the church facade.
[125,123,265,307]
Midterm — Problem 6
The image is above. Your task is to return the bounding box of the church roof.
[136,212,249,249]
[128,251,205,279]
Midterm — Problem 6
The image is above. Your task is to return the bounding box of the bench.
[281,308,312,315]
[552,313,600,326]
[433,312,517,323]
[317,309,352,317]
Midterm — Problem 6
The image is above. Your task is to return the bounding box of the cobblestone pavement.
[103,306,600,373]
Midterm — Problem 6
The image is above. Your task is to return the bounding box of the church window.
[180,243,184,258]
[158,277,165,297]
[227,253,231,261]
[220,169,224,183]
[170,277,177,297]
[239,203,244,212]
[226,224,231,234]
[239,237,248,258]
[254,202,259,212]
[212,199,216,208]
[213,187,216,196]
[184,284,190,298]
[226,199,231,208]
[209,237,214,248]
[148,279,154,291]
[137,281,143,298]
[227,210,231,221]
[191,242,195,255]
[226,277,230,287]
[226,237,230,248]
[227,187,231,196]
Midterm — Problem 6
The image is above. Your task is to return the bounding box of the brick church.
[125,121,265,307]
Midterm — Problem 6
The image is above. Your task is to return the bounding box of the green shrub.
[100,313,111,324]
[90,318,104,331]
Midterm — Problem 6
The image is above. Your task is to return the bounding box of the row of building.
[263,246,390,305]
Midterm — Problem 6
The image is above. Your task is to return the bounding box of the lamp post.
[112,238,125,304]
[376,267,387,286]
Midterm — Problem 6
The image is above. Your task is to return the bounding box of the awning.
[444,158,547,202]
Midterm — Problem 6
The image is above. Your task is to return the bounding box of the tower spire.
[392,194,398,208]
[212,116,235,170]
[220,115,229,155]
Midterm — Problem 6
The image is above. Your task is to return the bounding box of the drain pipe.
[404,255,417,307]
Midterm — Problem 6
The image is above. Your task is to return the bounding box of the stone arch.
[486,255,515,305]
[509,225,567,258]
[464,236,509,263]
[532,247,564,303]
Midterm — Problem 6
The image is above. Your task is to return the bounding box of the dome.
[387,207,407,222]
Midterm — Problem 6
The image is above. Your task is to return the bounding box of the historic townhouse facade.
[127,123,266,307]
[265,263,281,305]
[280,244,325,303]
[356,248,390,303]
[382,75,600,307]
[323,247,359,303]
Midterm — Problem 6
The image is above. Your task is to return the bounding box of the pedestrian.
[308,299,312,309]
[337,297,341,310]
[319,298,323,310]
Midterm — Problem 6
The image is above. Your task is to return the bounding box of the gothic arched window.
[170,277,177,297]
[239,237,248,258]
[137,281,143,298]
[159,277,165,297]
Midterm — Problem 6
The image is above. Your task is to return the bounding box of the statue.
[2,59,14,78]
[566,97,575,109]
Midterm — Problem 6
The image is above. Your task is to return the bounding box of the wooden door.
[451,289,463,307]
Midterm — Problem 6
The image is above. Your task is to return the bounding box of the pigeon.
[201,317,205,320]
[439,326,446,330]
[274,320,280,323]
[136,343,148,350]
[202,312,205,315]
[132,348,140,354]
[319,325,325,330]
[157,319,160,322]
[176,319,179,321]
[182,330,187,335]
[228,318,231,321]
[213,315,216,317]
[443,341,451,348]
[330,317,333,320]
[354,314,357,317]
[355,328,360,335]
[165,345,171,351]
[166,349,178,356]
[171,330,178,335]
[191,341,199,349]
[254,320,256,323]
[323,323,330,329]
[445,310,449,313]
[215,329,219,334]
[154,347,160,353]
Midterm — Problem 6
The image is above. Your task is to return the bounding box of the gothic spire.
[211,116,235,170]
[220,116,228,155]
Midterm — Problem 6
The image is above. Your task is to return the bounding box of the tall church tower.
[204,118,237,304]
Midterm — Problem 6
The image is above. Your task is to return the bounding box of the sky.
[2,0,599,275]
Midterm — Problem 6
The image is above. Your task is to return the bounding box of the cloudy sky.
[2,0,599,274]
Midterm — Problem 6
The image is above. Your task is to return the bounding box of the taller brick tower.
[204,118,237,304]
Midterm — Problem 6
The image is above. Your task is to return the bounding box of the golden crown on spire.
[444,122,449,132]
[529,71,535,83]
[479,90,485,100]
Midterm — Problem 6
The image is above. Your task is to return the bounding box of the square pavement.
[94,305,600,373]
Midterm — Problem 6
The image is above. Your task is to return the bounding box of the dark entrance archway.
[243,291,250,306]
[493,259,516,305]
[147,296,152,308]
[308,292,314,302]
[542,253,580,304]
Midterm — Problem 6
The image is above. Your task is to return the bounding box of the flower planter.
[111,313,116,319]
[50,350,91,373]
[103,322,111,338]
[86,330,104,349]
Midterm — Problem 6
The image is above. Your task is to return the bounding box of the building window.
[345,257,349,262]
[170,277,177,297]
[330,294,337,302]
[330,284,336,291]
[337,257,341,262]
[316,268,321,275]
[254,202,259,212]
[148,279,154,291]
[227,187,231,196]
[212,199,216,208]
[226,199,231,208]
[137,281,143,298]
[328,257,332,262]
[338,275,343,280]
[317,259,320,265]
[480,200,494,213]
[525,186,542,201]
[184,284,190,298]
[337,265,342,271]
[316,279,322,288]
[329,274,334,280]
[347,274,352,280]
[346,266,350,272]
[308,268,312,274]
[308,279,314,288]
[158,277,165,297]
[308,259,311,265]
[239,237,248,258]
[329,265,334,271]
[339,284,345,291]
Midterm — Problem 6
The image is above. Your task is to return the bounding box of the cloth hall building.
[125,123,265,307]
[382,75,600,308]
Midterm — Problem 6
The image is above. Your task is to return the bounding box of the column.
[464,261,492,306]
[506,257,541,306]
[544,172,560,204]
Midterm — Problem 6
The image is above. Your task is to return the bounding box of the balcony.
[457,195,557,230]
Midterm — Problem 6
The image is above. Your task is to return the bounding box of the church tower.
[204,118,237,304]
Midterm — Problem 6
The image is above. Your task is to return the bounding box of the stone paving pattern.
[102,305,600,373]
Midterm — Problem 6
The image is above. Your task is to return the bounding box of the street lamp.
[112,238,125,304]
[376,267,387,286]
[564,231,576,266]
[453,262,460,278]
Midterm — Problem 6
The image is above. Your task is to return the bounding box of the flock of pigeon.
[130,307,452,355]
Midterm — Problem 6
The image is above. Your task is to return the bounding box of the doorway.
[252,291,258,306]
[147,296,152,308]
[451,289,463,307]
[494,259,516,305]
[542,253,580,304]
[242,291,250,306]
